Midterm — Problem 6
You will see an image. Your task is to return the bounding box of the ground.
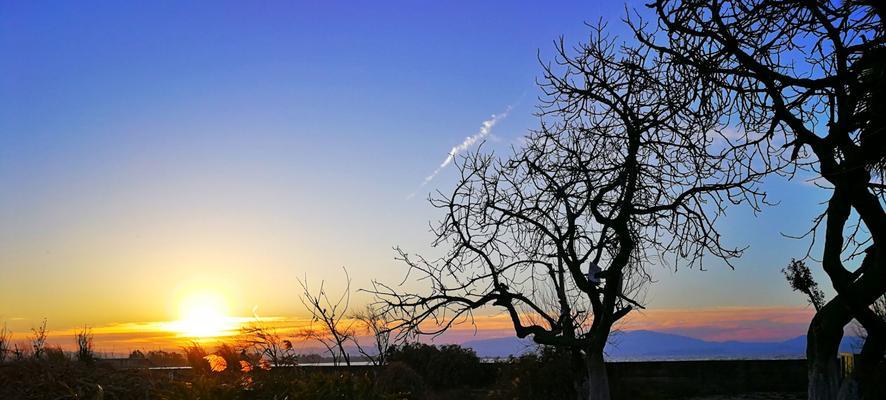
[687,393,805,400]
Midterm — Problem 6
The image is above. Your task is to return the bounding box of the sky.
[0,1,838,350]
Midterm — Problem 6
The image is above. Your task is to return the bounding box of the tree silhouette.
[375,25,767,400]
[351,304,393,366]
[240,318,296,367]
[30,319,47,361]
[299,268,355,366]
[783,259,826,311]
[629,1,885,398]
[0,322,10,363]
[74,325,94,364]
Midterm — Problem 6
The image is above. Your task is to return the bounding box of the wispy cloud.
[408,106,512,199]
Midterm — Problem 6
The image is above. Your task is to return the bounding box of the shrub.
[375,361,425,399]
[215,343,246,372]
[75,326,94,364]
[145,349,187,366]
[45,346,68,363]
[12,343,28,361]
[0,360,156,399]
[182,341,210,374]
[235,368,391,400]
[488,346,577,400]
[288,370,381,400]
[386,343,489,389]
[129,349,145,359]
[30,319,47,360]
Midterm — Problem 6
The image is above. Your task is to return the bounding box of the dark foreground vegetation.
[0,343,492,400]
[1,0,882,399]
[0,343,833,400]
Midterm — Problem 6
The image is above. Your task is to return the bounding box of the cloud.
[407,106,512,199]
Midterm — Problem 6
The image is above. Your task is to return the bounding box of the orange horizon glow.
[8,305,818,354]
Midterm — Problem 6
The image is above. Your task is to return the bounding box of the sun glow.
[169,291,234,338]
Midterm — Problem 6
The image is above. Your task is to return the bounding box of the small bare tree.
[74,325,94,364]
[240,318,296,367]
[298,268,355,366]
[351,304,392,366]
[30,319,47,360]
[0,322,10,362]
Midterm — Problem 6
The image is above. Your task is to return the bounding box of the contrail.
[408,106,512,199]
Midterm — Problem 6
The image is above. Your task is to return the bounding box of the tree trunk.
[856,328,885,400]
[808,297,852,400]
[808,338,842,400]
[584,351,611,400]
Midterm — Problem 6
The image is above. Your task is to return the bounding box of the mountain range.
[461,330,860,360]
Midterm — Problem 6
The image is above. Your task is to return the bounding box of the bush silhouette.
[490,346,578,400]
[385,343,489,389]
[375,361,424,399]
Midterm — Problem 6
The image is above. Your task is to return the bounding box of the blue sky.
[0,1,834,338]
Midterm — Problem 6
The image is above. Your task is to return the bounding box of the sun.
[170,291,233,338]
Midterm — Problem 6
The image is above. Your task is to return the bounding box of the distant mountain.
[462,330,860,360]
[462,336,538,357]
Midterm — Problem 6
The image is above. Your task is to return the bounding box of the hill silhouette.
[462,330,860,360]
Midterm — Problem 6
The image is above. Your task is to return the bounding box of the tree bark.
[808,296,853,400]
[584,351,611,400]
[853,248,886,400]
[855,326,886,400]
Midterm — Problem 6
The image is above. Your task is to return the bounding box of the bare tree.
[30,319,47,360]
[0,322,10,363]
[74,325,94,364]
[629,1,885,398]
[350,304,392,366]
[783,259,826,311]
[374,25,766,400]
[240,318,296,367]
[299,268,355,366]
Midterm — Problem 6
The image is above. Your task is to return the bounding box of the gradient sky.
[0,1,837,347]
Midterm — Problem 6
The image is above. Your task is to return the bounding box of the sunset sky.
[0,1,836,351]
